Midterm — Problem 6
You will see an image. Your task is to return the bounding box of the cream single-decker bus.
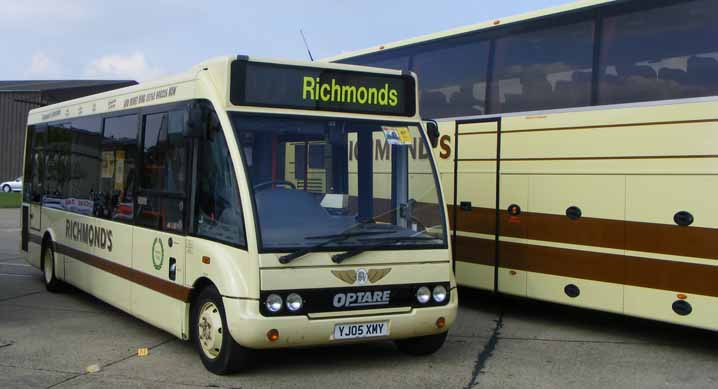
[20,56,457,374]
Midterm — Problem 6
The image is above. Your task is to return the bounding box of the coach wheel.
[394,331,448,356]
[2,185,10,192]
[191,285,252,374]
[41,242,64,293]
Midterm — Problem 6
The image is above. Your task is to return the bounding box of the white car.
[1,177,22,192]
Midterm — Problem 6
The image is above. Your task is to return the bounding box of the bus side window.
[194,113,246,247]
[99,114,139,222]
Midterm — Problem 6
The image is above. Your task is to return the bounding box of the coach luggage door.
[452,117,526,296]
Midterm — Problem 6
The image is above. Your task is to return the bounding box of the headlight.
[286,293,303,311]
[265,294,283,313]
[416,286,431,304]
[432,285,447,303]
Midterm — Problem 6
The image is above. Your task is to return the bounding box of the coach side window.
[194,111,246,247]
[598,0,718,105]
[489,20,595,114]
[410,38,490,118]
[136,111,187,232]
[98,114,138,222]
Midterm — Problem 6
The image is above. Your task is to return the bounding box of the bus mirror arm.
[426,121,440,148]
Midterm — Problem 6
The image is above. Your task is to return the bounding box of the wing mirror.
[425,120,440,148]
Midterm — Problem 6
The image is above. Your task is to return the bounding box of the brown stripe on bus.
[55,243,192,302]
[455,236,718,297]
[28,234,43,245]
[451,206,718,260]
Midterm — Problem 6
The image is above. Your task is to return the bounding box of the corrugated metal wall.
[0,92,40,182]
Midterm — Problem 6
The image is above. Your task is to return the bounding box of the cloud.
[85,52,164,81]
[26,52,62,78]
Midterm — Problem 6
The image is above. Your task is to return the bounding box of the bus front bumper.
[222,288,458,349]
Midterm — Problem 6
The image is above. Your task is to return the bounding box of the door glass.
[136,111,187,232]
[194,112,246,246]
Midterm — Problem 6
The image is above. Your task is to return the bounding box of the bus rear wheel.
[394,331,448,356]
[41,243,65,293]
[191,285,252,374]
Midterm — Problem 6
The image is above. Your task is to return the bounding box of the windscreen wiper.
[279,221,386,264]
[331,236,439,264]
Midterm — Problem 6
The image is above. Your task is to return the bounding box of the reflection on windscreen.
[230,114,446,251]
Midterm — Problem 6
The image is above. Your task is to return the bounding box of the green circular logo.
[152,237,164,271]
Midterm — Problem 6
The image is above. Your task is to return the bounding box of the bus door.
[131,110,188,335]
[29,125,47,233]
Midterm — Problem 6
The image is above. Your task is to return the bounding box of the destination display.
[230,60,416,116]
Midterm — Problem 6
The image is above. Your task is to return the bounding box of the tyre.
[395,331,448,356]
[191,285,252,374]
[2,185,10,192]
[41,242,65,293]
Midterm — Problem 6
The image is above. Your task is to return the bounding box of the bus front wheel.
[191,285,252,374]
[394,331,448,356]
[41,242,65,293]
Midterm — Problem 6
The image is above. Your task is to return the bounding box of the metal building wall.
[0,92,40,182]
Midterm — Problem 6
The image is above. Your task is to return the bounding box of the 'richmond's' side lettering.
[65,220,113,252]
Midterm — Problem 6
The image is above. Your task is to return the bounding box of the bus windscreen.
[230,60,416,116]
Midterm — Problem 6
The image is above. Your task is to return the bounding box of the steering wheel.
[253,180,297,191]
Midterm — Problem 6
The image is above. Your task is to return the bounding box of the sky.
[1,0,569,81]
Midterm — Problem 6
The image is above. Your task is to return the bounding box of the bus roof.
[27,56,416,124]
[322,0,615,63]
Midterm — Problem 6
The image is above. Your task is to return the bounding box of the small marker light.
[267,329,280,342]
[436,317,446,329]
[677,293,687,300]
[202,256,210,264]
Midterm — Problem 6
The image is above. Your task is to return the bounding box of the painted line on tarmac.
[0,273,34,277]
[3,303,104,315]
[45,337,176,388]
[0,290,43,303]
[0,262,31,267]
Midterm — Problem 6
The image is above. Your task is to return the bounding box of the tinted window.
[44,124,72,201]
[67,117,102,214]
[195,112,245,246]
[308,144,325,168]
[294,144,306,180]
[98,114,138,222]
[598,0,718,104]
[490,20,595,113]
[411,38,490,118]
[22,126,40,203]
[136,111,187,232]
[342,53,411,72]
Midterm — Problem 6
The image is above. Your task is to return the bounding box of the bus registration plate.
[333,321,389,340]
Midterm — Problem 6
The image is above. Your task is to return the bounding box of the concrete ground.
[0,208,716,388]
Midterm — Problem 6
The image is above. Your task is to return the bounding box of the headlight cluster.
[416,284,448,304]
[265,293,304,313]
